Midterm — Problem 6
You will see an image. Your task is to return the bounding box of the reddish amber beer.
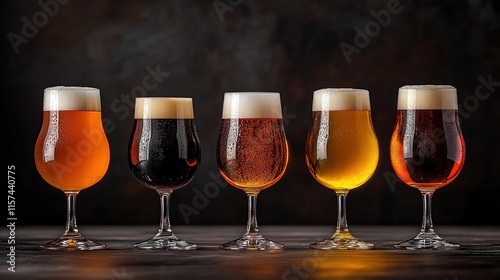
[390,109,465,191]
[34,86,109,250]
[390,85,465,249]
[217,92,288,250]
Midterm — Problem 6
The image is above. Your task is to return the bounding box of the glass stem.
[245,193,261,237]
[157,191,173,237]
[64,191,80,237]
[335,192,350,236]
[420,192,435,235]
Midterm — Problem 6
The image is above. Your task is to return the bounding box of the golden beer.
[306,110,378,192]
[305,88,378,250]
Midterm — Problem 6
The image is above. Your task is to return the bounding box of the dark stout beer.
[129,118,200,191]
[128,98,200,192]
[128,97,200,250]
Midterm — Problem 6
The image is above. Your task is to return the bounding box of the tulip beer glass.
[305,88,379,250]
[34,86,110,250]
[128,97,200,250]
[390,85,465,249]
[217,92,288,250]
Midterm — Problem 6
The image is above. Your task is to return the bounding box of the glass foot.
[220,234,284,251]
[133,234,197,250]
[42,233,105,250]
[394,232,460,250]
[310,232,373,250]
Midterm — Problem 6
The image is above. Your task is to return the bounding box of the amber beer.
[34,87,110,191]
[128,97,200,191]
[390,85,465,192]
[217,92,288,192]
[305,89,379,192]
[217,92,288,250]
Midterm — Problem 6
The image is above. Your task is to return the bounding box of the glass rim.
[43,86,101,111]
[134,97,194,119]
[224,92,280,97]
[312,88,371,111]
[397,85,458,110]
[222,92,282,119]
[314,88,369,95]
[135,97,193,101]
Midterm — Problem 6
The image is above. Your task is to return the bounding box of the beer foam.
[222,92,283,119]
[398,85,457,110]
[134,97,194,119]
[312,88,371,111]
[43,86,101,111]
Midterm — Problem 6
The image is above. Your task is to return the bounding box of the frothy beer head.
[313,88,371,111]
[134,97,194,119]
[43,86,101,111]
[222,92,283,119]
[398,85,457,110]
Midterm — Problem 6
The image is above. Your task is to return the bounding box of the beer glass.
[390,85,465,249]
[217,92,288,250]
[128,97,200,250]
[305,88,379,250]
[34,86,110,250]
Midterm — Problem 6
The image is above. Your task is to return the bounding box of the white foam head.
[134,97,194,119]
[222,92,283,119]
[398,85,457,110]
[43,86,101,111]
[312,88,371,111]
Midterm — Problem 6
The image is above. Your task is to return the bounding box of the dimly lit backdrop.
[3,0,499,226]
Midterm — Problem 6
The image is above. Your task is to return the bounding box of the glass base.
[133,234,197,250]
[41,233,105,251]
[220,234,284,251]
[310,232,374,250]
[394,232,460,250]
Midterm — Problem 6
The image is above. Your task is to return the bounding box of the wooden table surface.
[2,225,499,280]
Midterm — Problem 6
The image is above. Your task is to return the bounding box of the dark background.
[3,0,499,227]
